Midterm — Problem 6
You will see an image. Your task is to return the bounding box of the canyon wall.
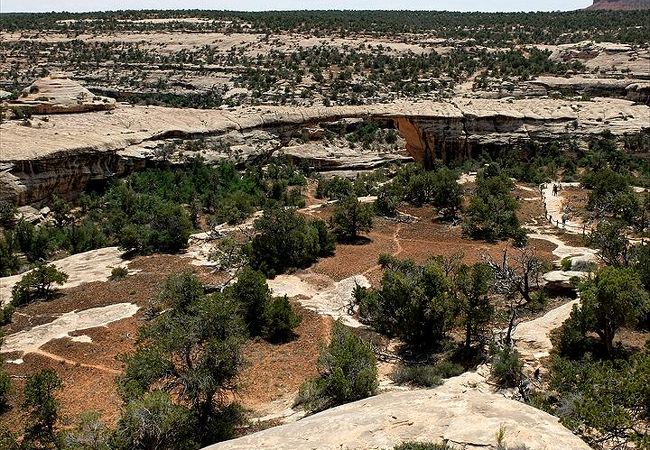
[1,98,648,206]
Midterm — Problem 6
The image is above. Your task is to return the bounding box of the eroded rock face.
[7,75,116,115]
[1,98,648,205]
[501,76,650,104]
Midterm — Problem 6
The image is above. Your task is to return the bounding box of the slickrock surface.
[204,382,590,450]
[6,75,116,114]
[268,274,370,327]
[0,247,127,305]
[0,303,139,356]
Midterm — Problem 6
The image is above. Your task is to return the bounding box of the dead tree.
[483,246,548,345]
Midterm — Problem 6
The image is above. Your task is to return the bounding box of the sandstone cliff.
[1,98,648,205]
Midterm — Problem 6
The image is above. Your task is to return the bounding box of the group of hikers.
[539,182,562,197]
[539,182,571,228]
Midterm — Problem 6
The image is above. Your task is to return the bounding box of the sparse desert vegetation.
[0,5,649,450]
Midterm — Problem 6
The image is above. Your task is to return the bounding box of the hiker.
[552,184,558,196]
[562,214,567,227]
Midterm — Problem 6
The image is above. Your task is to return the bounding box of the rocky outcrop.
[587,0,650,9]
[626,82,650,104]
[1,98,648,205]
[6,75,116,115]
[1,152,146,206]
[392,98,649,166]
[550,41,650,79]
[281,143,412,171]
[204,381,590,450]
[500,76,650,104]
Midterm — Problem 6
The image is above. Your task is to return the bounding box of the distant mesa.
[6,74,116,115]
[587,0,650,9]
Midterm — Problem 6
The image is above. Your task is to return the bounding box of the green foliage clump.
[390,360,464,388]
[395,165,462,217]
[560,257,572,271]
[568,266,649,357]
[263,295,302,342]
[11,263,68,306]
[393,443,453,450]
[62,411,111,450]
[543,352,650,449]
[583,167,639,223]
[630,243,650,292]
[251,207,335,277]
[231,267,272,337]
[490,345,523,388]
[230,266,301,341]
[0,234,20,277]
[0,335,10,412]
[112,391,199,450]
[0,304,14,326]
[330,195,374,241]
[119,273,247,445]
[21,369,63,450]
[588,220,632,267]
[456,262,494,350]
[13,219,52,262]
[316,176,354,200]
[109,266,129,281]
[297,322,377,413]
[375,183,403,217]
[463,166,522,242]
[355,256,457,349]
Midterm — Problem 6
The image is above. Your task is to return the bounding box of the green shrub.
[316,176,354,200]
[560,257,572,271]
[231,266,271,337]
[62,411,111,450]
[312,219,336,256]
[21,369,63,450]
[251,208,334,276]
[263,295,302,342]
[330,195,374,240]
[119,272,247,445]
[463,166,522,242]
[0,234,20,277]
[394,443,452,450]
[0,360,10,411]
[0,304,15,326]
[113,391,199,450]
[11,263,68,306]
[109,266,129,281]
[391,364,442,387]
[490,345,523,388]
[375,184,402,217]
[391,361,464,387]
[356,257,456,349]
[296,322,377,412]
[574,266,650,357]
[545,352,650,448]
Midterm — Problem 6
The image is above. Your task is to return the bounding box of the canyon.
[2,85,649,206]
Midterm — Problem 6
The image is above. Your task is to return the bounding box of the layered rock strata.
[5,75,116,115]
[1,98,648,205]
